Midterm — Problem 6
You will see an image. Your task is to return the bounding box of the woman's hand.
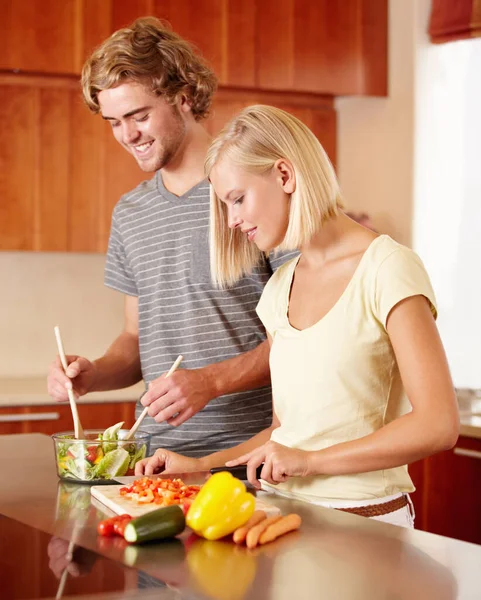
[135,448,202,476]
[226,441,312,489]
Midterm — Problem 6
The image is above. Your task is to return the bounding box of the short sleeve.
[256,258,296,337]
[256,277,276,337]
[104,206,138,296]
[374,247,437,328]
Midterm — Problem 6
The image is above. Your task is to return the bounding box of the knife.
[210,464,264,480]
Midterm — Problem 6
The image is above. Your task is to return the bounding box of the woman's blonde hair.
[81,17,217,120]
[206,104,344,287]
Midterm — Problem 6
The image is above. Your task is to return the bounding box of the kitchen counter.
[1,433,481,600]
[0,377,145,407]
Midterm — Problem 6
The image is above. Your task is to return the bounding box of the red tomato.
[97,519,116,537]
[116,516,132,537]
[86,445,98,463]
[112,515,132,535]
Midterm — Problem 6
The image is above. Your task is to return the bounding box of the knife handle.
[210,465,264,480]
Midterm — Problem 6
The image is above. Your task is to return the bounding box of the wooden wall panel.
[0,86,36,250]
[208,90,336,166]
[256,0,295,90]
[68,93,106,252]
[359,0,389,96]
[0,0,79,74]
[111,0,154,32]
[1,0,387,96]
[225,0,257,88]
[293,0,360,95]
[152,0,226,81]
[78,0,114,72]
[36,89,70,250]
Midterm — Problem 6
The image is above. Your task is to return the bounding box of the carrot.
[246,515,282,549]
[233,511,267,544]
[258,513,302,545]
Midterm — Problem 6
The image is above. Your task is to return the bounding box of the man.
[47,17,294,456]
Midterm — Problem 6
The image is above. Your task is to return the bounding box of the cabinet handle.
[0,412,60,423]
[454,447,481,460]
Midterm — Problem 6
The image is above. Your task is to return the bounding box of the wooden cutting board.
[91,484,281,518]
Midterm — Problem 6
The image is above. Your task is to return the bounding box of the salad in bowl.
[52,422,151,484]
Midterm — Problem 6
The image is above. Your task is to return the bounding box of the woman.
[137,105,459,527]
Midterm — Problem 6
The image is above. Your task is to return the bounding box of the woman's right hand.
[135,448,202,476]
[47,355,97,402]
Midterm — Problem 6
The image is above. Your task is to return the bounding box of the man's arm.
[48,295,142,400]
[141,339,271,426]
[205,339,271,397]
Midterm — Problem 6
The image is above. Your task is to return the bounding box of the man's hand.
[47,355,97,402]
[226,441,312,489]
[47,536,96,579]
[140,368,216,426]
[135,448,203,476]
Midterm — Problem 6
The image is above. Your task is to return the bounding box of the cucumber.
[124,505,185,544]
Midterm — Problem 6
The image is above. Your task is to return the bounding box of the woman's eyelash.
[233,196,244,206]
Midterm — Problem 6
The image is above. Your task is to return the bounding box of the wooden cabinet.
[0,0,385,251]
[0,74,147,252]
[0,74,335,253]
[1,0,387,96]
[409,436,481,545]
[0,402,136,436]
[423,436,481,545]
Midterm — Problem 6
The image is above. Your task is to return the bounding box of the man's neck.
[161,123,212,197]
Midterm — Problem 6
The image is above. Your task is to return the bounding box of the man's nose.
[122,122,140,145]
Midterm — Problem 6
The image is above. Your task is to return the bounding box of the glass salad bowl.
[52,422,151,484]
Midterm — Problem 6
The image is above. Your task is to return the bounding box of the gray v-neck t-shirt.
[105,171,296,456]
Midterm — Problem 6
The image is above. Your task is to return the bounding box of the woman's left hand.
[226,441,311,489]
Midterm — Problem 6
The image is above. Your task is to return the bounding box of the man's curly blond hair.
[81,16,217,120]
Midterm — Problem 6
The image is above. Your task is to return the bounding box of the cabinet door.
[0,403,136,436]
[77,402,136,431]
[424,437,481,544]
[0,406,69,436]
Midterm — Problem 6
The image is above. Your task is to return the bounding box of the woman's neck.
[299,213,378,268]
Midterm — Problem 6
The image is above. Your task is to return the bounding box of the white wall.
[336,0,419,247]
[337,0,481,389]
[0,252,124,378]
[414,33,481,388]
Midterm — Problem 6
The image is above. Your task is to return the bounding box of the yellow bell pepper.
[186,472,255,540]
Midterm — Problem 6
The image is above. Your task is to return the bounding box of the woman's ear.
[274,159,296,194]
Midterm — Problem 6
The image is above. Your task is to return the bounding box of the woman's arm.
[228,297,460,487]
[308,294,459,476]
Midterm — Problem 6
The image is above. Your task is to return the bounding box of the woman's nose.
[228,214,242,229]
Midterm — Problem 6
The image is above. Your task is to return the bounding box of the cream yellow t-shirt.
[256,235,437,502]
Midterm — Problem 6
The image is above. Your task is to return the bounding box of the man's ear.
[178,94,192,113]
[274,159,296,194]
